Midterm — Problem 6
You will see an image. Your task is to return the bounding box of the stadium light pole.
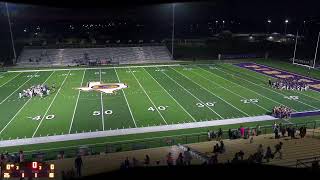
[284,19,289,35]
[267,19,271,34]
[5,3,17,64]
[215,20,218,34]
[171,3,175,60]
[313,32,320,68]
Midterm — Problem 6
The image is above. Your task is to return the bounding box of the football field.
[0,63,320,145]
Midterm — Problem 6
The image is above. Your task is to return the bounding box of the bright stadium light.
[285,19,289,23]
[267,19,271,23]
[284,19,289,34]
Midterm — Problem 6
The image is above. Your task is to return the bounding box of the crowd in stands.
[272,106,292,118]
[19,84,52,98]
[269,78,309,91]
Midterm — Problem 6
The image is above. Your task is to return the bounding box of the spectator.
[124,157,130,169]
[291,127,296,139]
[238,150,244,160]
[274,127,279,139]
[183,148,192,166]
[257,144,264,155]
[228,129,232,139]
[264,146,273,162]
[256,125,261,136]
[74,155,83,177]
[217,128,223,139]
[144,155,150,166]
[175,153,184,166]
[239,126,245,137]
[207,130,211,140]
[19,151,24,163]
[166,152,173,166]
[132,157,139,167]
[250,137,254,144]
[213,143,220,153]
[208,154,218,165]
[274,142,283,159]
[280,124,286,137]
[219,140,225,153]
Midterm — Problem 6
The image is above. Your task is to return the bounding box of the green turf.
[0,61,319,157]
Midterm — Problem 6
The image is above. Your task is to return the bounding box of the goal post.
[292,31,320,69]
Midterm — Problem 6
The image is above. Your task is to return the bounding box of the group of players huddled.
[272,105,292,119]
[19,84,53,98]
[268,78,309,91]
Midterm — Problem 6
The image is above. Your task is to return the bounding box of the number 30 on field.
[93,110,113,116]
[31,115,55,121]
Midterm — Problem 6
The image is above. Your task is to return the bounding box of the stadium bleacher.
[17,46,172,67]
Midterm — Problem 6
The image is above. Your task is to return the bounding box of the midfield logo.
[77,82,128,94]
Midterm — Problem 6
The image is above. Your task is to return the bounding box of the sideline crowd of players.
[272,106,292,119]
[19,84,54,98]
[268,78,309,91]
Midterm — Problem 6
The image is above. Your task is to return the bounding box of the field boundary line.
[32,70,71,137]
[100,69,105,131]
[69,70,86,133]
[129,67,168,125]
[8,64,182,73]
[171,67,249,117]
[144,67,196,122]
[161,68,223,119]
[0,72,40,104]
[0,115,277,147]
[114,68,137,127]
[0,71,54,134]
[193,67,269,112]
[0,72,21,88]
[220,65,319,110]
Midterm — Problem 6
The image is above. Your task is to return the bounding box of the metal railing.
[9,120,317,162]
[296,156,320,168]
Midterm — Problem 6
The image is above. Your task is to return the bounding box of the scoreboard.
[2,162,55,178]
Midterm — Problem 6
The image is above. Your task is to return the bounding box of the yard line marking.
[129,67,168,125]
[0,71,54,135]
[217,66,319,110]
[0,72,38,104]
[192,67,269,112]
[114,68,137,127]
[69,69,86,134]
[161,68,223,119]
[32,70,71,137]
[171,67,249,117]
[0,73,22,88]
[199,66,293,110]
[144,67,196,122]
[100,69,105,131]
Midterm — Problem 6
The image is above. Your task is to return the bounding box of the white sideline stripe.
[0,72,39,104]
[144,67,196,122]
[32,70,71,137]
[161,68,223,119]
[0,72,21,88]
[226,65,319,110]
[100,69,105,131]
[196,67,269,112]
[0,71,54,134]
[129,67,168,125]
[171,67,250,117]
[114,68,137,127]
[7,64,182,73]
[69,70,86,133]
[0,115,277,147]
